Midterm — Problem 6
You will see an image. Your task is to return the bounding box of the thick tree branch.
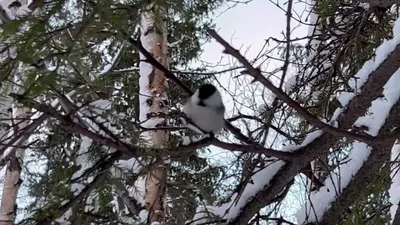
[11,96,293,161]
[305,99,400,225]
[211,30,400,225]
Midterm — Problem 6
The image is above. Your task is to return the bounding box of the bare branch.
[279,0,293,89]
[206,28,378,144]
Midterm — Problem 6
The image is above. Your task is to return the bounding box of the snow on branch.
[297,67,400,224]
[47,96,146,223]
[357,0,400,8]
[188,132,323,224]
[195,12,400,225]
[389,143,400,224]
[208,158,285,221]
[99,43,125,76]
[31,151,123,225]
[17,90,311,224]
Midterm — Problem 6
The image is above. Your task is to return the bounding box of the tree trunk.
[138,3,169,224]
[0,110,30,225]
[0,76,14,225]
[0,64,32,225]
[0,1,31,224]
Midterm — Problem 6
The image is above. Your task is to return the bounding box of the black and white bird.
[182,84,225,136]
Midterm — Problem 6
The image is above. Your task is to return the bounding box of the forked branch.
[205,28,381,144]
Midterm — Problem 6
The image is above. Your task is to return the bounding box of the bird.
[182,83,225,136]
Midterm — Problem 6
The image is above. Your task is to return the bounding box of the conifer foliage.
[1,0,400,225]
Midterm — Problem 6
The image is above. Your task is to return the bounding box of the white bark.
[0,64,32,225]
[0,1,32,223]
[138,3,169,223]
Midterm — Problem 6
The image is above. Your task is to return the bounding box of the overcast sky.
[200,0,308,63]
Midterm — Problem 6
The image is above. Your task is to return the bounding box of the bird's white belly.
[186,105,225,134]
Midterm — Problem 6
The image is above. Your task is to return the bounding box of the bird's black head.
[198,84,217,100]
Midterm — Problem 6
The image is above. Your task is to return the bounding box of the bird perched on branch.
[182,83,225,136]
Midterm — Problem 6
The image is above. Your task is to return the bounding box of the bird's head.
[195,83,223,107]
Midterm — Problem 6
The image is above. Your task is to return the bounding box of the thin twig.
[279,0,293,89]
[205,27,378,145]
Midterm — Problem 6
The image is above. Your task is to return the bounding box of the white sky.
[200,0,308,62]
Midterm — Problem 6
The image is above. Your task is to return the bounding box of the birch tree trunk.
[0,64,32,225]
[0,67,14,225]
[138,3,169,224]
[0,1,31,224]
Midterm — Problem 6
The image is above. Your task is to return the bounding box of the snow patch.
[337,17,400,109]
[54,208,72,225]
[389,144,400,223]
[296,141,372,224]
[281,130,323,152]
[204,159,285,222]
[297,58,400,224]
[354,67,400,135]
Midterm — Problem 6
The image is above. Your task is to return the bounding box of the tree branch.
[206,28,377,145]
[213,27,400,225]
[12,96,294,161]
[357,0,400,7]
[279,0,293,89]
[305,100,400,224]
[120,30,254,144]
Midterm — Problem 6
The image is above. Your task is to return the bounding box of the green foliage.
[343,166,391,225]
[167,152,224,224]
[7,0,228,224]
[24,70,58,97]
